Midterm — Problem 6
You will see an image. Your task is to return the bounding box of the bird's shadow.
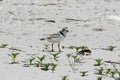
[43,50,63,52]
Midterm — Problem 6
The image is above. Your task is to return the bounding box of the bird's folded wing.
[49,34,60,38]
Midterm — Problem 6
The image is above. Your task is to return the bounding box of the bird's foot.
[52,49,54,52]
[59,50,62,52]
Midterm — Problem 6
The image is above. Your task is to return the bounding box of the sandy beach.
[0,0,120,80]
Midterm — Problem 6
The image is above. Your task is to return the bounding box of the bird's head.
[62,27,69,33]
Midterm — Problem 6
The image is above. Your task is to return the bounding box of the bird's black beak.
[66,30,69,32]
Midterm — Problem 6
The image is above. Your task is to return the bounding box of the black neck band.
[60,31,65,37]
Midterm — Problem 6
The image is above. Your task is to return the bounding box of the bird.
[40,27,69,52]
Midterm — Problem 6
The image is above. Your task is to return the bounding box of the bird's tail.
[40,38,46,40]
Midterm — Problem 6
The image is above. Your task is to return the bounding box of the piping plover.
[40,27,69,52]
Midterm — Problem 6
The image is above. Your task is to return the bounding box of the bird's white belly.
[47,36,65,43]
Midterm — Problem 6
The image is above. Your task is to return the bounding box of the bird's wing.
[49,33,60,38]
